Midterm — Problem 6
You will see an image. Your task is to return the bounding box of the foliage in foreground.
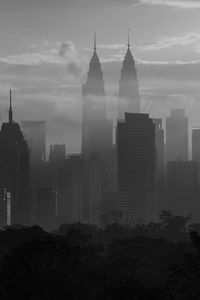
[0,212,199,299]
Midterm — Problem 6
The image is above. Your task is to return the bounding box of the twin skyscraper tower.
[82,33,140,156]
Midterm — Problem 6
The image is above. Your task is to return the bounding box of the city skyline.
[0,0,200,153]
[0,3,200,298]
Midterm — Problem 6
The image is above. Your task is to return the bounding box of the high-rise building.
[49,144,66,163]
[118,32,140,120]
[82,34,113,155]
[20,121,46,163]
[37,187,57,231]
[0,90,30,226]
[153,119,165,175]
[192,128,200,162]
[167,161,199,220]
[166,109,188,162]
[117,113,157,223]
[84,149,118,223]
[57,155,86,224]
[101,148,118,216]
[56,150,117,225]
[153,119,165,211]
[86,152,102,222]
[20,121,46,224]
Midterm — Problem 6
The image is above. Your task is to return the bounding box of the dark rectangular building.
[166,109,188,162]
[192,128,200,162]
[117,113,157,223]
[153,118,165,212]
[167,161,198,221]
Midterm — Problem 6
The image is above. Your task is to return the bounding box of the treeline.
[0,211,199,299]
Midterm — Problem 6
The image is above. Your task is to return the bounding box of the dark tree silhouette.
[163,232,200,300]
[0,220,197,299]
[0,236,85,299]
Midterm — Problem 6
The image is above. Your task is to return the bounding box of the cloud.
[97,44,126,50]
[58,41,84,80]
[139,33,200,52]
[0,40,85,85]
[139,0,200,8]
[0,40,81,66]
[59,41,78,59]
[66,63,83,79]
[1,0,200,11]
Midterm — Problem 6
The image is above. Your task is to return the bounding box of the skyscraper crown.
[89,32,101,70]
[85,33,104,85]
[123,29,135,67]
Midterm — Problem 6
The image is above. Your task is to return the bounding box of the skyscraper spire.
[89,32,100,68]
[9,89,13,124]
[128,28,130,49]
[94,32,97,51]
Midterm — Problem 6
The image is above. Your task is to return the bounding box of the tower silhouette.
[81,35,114,223]
[82,34,112,155]
[117,113,157,223]
[118,30,140,119]
[0,90,30,226]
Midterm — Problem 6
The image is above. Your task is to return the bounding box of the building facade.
[192,128,200,162]
[37,187,57,231]
[167,161,199,220]
[166,109,188,163]
[20,121,46,224]
[153,118,165,212]
[117,113,157,223]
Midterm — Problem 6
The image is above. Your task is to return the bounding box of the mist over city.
[1,0,200,299]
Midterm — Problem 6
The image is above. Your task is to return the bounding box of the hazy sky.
[0,0,200,153]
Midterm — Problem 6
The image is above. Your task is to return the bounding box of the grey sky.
[0,0,200,153]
